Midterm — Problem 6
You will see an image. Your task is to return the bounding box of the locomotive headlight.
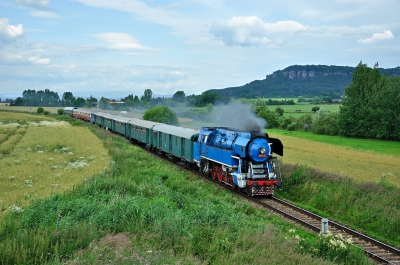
[259,147,266,154]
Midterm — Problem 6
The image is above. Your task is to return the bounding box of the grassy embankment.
[0,111,369,265]
[270,129,400,247]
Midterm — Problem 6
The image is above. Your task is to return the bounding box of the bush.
[258,109,279,128]
[143,106,180,125]
[57,109,65,115]
[43,110,50,116]
[279,117,292,130]
[37,107,44,114]
[312,109,339,135]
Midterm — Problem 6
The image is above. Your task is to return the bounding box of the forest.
[207,64,400,98]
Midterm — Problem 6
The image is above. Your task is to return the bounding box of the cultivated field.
[269,130,400,187]
[0,111,110,214]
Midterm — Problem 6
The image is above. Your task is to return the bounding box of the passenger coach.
[153,124,199,165]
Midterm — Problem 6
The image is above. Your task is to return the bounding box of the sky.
[0,0,399,100]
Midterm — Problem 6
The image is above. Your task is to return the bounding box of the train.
[72,108,283,196]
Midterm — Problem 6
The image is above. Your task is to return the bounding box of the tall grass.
[277,164,400,247]
[0,114,110,214]
[0,117,371,265]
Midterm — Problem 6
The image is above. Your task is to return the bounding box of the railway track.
[141,140,400,264]
[257,196,400,265]
[188,163,400,264]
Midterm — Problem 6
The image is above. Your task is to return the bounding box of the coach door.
[181,138,185,159]
[158,132,162,150]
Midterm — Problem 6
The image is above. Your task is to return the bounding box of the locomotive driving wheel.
[217,166,223,182]
[211,164,217,180]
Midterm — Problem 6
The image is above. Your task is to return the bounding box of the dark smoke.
[213,101,266,132]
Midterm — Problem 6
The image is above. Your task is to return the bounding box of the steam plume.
[214,101,266,131]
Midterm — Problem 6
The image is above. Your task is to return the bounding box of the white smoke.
[213,101,266,132]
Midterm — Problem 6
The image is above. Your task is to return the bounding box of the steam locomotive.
[72,109,283,196]
[195,127,283,196]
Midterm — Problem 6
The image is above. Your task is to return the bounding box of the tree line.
[10,89,97,108]
[252,62,400,141]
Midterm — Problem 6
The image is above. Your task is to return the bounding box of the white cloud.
[210,16,306,46]
[91,32,151,50]
[30,11,60,18]
[359,30,394,43]
[14,0,50,10]
[0,18,24,43]
[28,56,50,65]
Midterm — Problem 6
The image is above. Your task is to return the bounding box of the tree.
[251,98,268,114]
[141,89,153,102]
[172,91,185,102]
[85,95,98,108]
[99,97,109,110]
[62,92,75,106]
[337,61,400,140]
[143,106,179,125]
[275,106,284,116]
[73,97,86,107]
[23,89,39,106]
[13,97,24,106]
[312,109,339,135]
[312,106,320,113]
[258,109,279,128]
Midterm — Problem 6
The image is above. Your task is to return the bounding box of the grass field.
[0,111,110,214]
[267,129,400,187]
[0,116,369,265]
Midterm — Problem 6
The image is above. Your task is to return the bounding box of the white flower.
[9,205,24,213]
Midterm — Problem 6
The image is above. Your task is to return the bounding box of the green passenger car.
[113,116,132,137]
[102,113,116,131]
[128,118,161,148]
[153,124,199,163]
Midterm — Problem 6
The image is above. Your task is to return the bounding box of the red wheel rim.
[211,164,217,180]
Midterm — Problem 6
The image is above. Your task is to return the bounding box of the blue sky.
[1,0,399,100]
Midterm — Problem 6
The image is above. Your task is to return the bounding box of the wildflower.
[87,155,96,161]
[14,160,21,164]
[9,205,24,213]
[9,176,15,180]
[66,160,88,170]
[24,180,33,185]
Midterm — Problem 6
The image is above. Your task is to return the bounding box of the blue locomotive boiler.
[194,127,283,196]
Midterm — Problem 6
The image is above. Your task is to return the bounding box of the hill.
[208,65,400,98]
